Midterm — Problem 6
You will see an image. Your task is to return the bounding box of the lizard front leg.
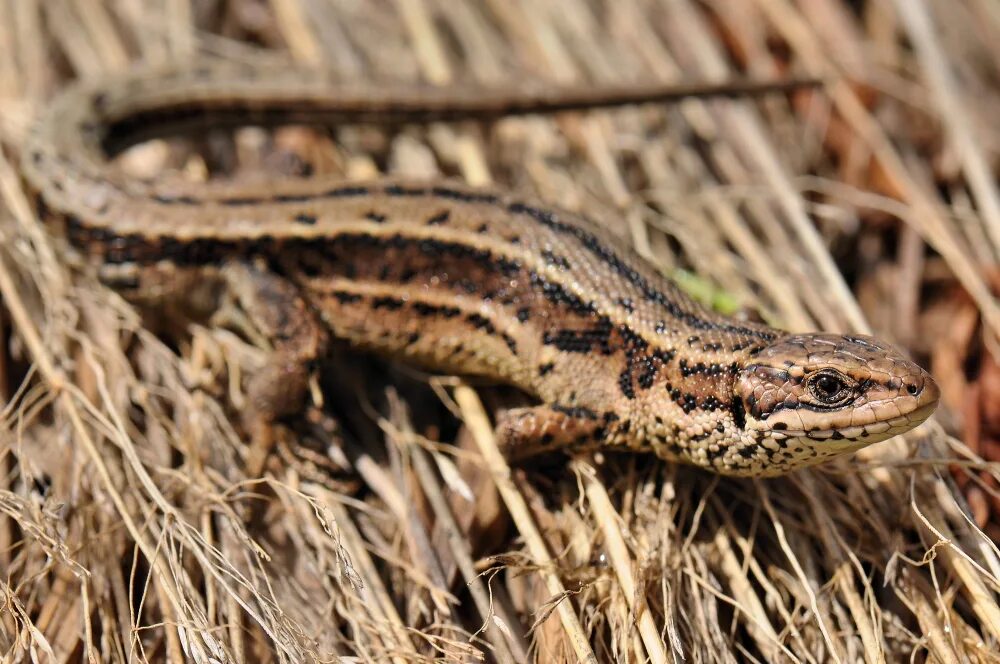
[495,405,619,460]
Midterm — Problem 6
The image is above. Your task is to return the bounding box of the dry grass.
[1,0,999,661]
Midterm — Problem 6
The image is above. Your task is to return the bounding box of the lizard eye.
[807,370,853,406]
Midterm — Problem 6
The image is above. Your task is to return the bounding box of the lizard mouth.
[765,399,939,445]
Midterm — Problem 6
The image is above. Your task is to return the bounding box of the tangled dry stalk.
[1,1,999,662]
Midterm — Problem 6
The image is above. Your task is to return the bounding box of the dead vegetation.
[1,0,999,661]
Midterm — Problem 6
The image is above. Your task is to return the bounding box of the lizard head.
[732,333,939,475]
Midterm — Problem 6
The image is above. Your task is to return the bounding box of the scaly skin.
[21,64,940,476]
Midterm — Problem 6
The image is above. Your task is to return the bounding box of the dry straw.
[1,0,999,661]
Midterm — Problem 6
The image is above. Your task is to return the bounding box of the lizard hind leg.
[222,261,329,475]
[495,405,616,461]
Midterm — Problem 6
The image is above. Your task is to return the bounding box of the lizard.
[21,62,940,476]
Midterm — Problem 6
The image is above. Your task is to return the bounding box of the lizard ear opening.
[733,363,765,425]
[730,396,747,430]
